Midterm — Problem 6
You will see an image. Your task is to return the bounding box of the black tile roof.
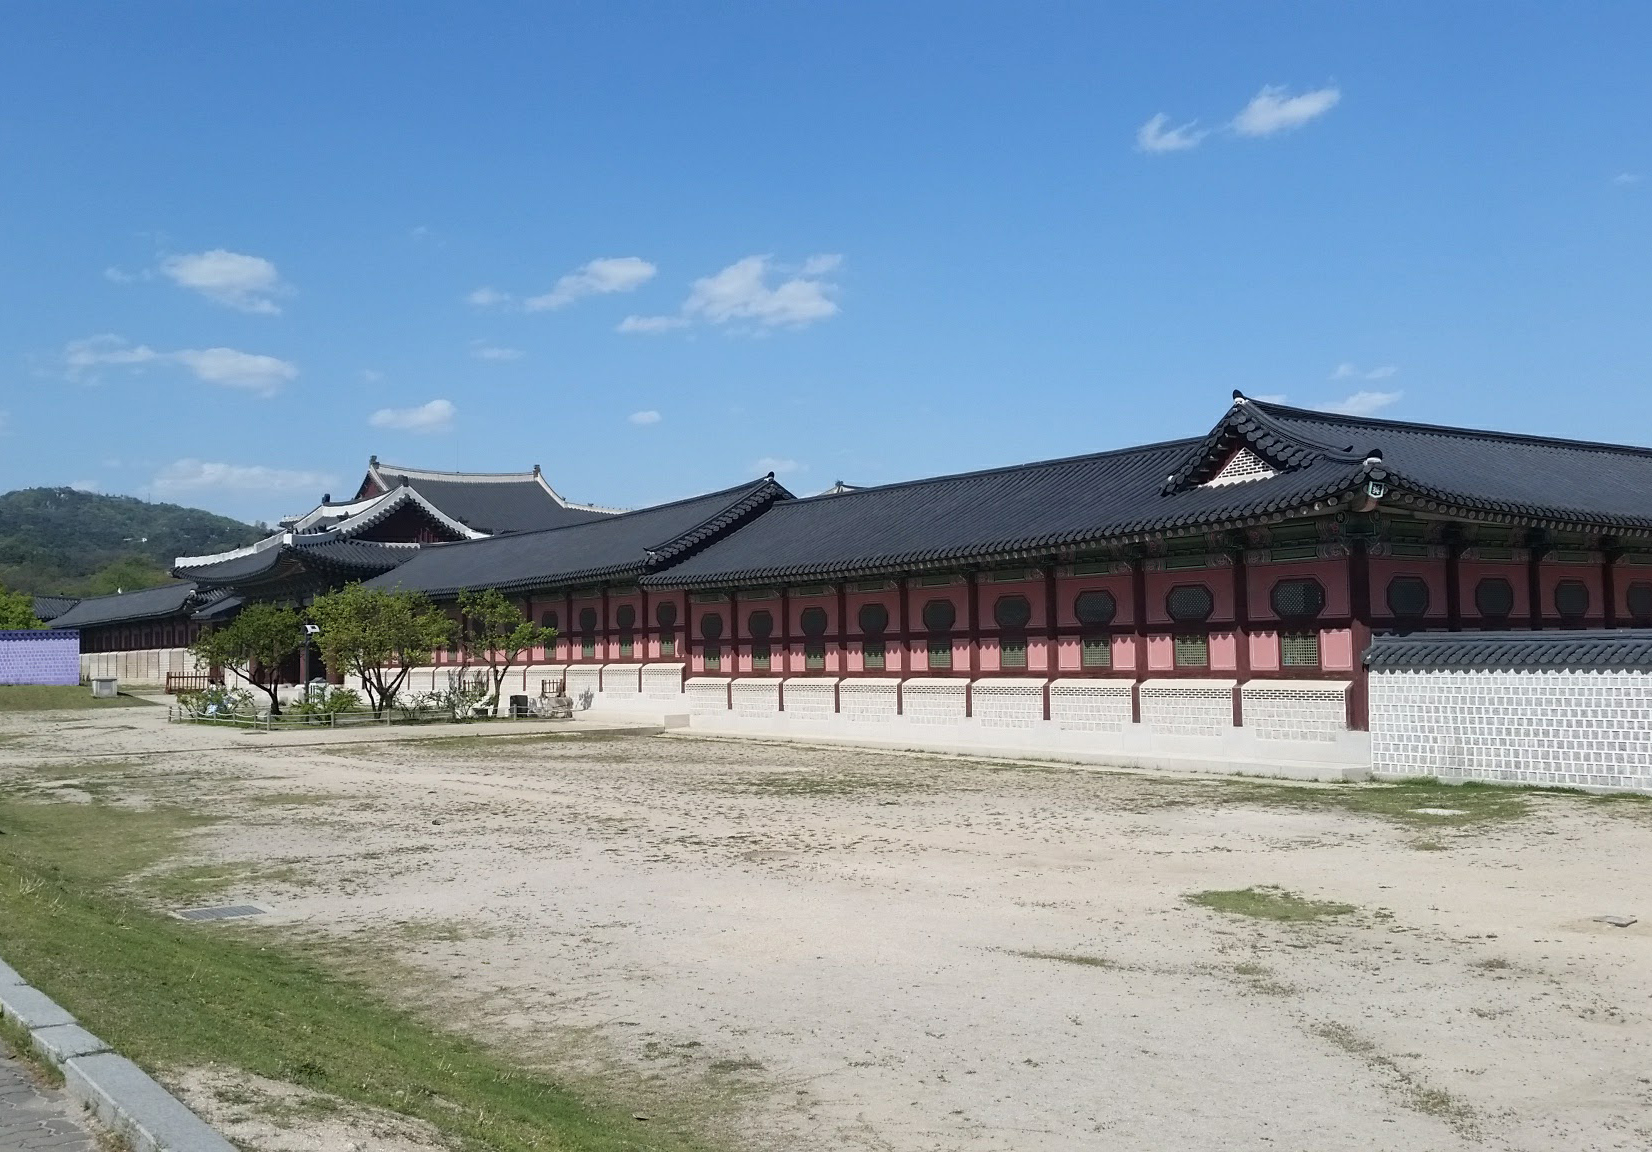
[363,478,791,598]
[47,583,198,630]
[649,395,1652,589]
[1365,629,1652,671]
[31,595,79,622]
[176,537,416,587]
[375,471,614,534]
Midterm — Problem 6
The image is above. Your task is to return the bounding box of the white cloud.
[471,343,523,361]
[524,257,657,311]
[368,399,456,433]
[154,459,335,494]
[1232,85,1341,137]
[753,456,802,475]
[1251,393,1288,404]
[1613,172,1643,186]
[1331,362,1398,381]
[69,480,98,492]
[63,335,296,396]
[1319,390,1401,417]
[361,368,384,383]
[684,254,841,329]
[159,249,290,314]
[616,314,689,334]
[1136,113,1205,153]
[628,410,662,425]
[467,286,511,307]
[103,266,138,283]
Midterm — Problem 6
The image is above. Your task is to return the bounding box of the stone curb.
[0,957,233,1152]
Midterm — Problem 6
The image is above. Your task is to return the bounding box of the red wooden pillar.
[1130,556,1148,724]
[1231,547,1249,727]
[1347,542,1372,732]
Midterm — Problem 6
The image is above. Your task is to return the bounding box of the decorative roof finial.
[533,464,541,476]
[1232,389,1247,404]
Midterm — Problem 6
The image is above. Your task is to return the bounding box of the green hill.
[0,488,266,597]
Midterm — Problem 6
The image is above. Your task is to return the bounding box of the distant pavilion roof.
[31,595,80,623]
[356,459,621,535]
[48,583,199,630]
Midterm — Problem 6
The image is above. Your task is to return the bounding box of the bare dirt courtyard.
[4,705,1652,1151]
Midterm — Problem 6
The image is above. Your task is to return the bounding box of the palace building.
[45,394,1652,786]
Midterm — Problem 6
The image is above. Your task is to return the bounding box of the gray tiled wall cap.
[64,1052,236,1152]
[0,958,24,986]
[30,1022,112,1065]
[0,984,77,1030]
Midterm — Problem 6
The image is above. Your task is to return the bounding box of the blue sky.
[1,3,1648,524]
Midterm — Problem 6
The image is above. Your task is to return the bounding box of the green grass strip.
[0,685,155,711]
[1187,885,1355,922]
[0,797,715,1152]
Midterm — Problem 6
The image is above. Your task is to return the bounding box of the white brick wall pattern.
[1242,680,1350,743]
[599,664,641,698]
[642,663,687,700]
[839,678,899,722]
[731,678,782,717]
[901,678,968,725]
[972,678,1046,728]
[1140,679,1236,738]
[781,678,837,721]
[1048,680,1133,733]
[686,677,731,716]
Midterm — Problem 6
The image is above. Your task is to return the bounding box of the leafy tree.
[308,584,454,713]
[189,602,305,716]
[457,588,556,714]
[0,581,42,630]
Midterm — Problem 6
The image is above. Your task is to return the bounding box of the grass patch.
[1008,949,1116,969]
[1217,776,1531,832]
[733,771,927,798]
[1229,961,1295,995]
[0,1010,65,1088]
[0,686,154,711]
[1188,886,1355,923]
[1313,1021,1477,1135]
[0,794,720,1152]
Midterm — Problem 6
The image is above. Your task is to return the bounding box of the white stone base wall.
[79,648,203,690]
[1371,668,1652,791]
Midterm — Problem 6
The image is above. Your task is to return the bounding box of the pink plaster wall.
[1146,634,1174,671]
[1538,562,1603,621]
[1209,632,1238,672]
[1249,631,1280,672]
[1112,635,1139,671]
[1321,628,1355,671]
[1246,560,1349,622]
[1054,573,1134,627]
[1145,570,1235,626]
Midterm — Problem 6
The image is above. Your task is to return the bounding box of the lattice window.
[1000,637,1028,668]
[1074,590,1117,626]
[1629,582,1652,623]
[1204,447,1279,487]
[1173,635,1209,667]
[928,639,953,670]
[1281,631,1320,667]
[660,636,676,657]
[1554,580,1590,620]
[700,612,724,641]
[1386,576,1430,618]
[655,601,678,627]
[1475,577,1514,619]
[804,642,826,671]
[1081,636,1112,668]
[1270,580,1325,620]
[540,610,558,631]
[994,595,1031,629]
[704,644,721,671]
[753,643,771,671]
[863,640,886,670]
[1166,585,1214,622]
[619,634,634,658]
[581,637,596,659]
[799,607,828,637]
[858,603,889,635]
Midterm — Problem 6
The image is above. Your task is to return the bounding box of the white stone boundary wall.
[79,648,203,690]
[1242,680,1350,744]
[1370,667,1652,791]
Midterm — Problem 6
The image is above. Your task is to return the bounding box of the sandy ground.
[4,703,1652,1151]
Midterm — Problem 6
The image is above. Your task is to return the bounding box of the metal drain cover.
[173,904,268,922]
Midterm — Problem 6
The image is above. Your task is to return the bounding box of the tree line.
[189,585,555,716]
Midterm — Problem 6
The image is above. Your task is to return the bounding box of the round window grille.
[857,603,889,635]
[1628,581,1652,621]
[655,601,677,627]
[993,595,1031,629]
[1386,576,1430,618]
[578,607,598,632]
[747,610,774,639]
[539,611,558,631]
[699,612,724,641]
[1165,584,1214,623]
[922,599,956,632]
[615,605,636,629]
[1474,577,1514,619]
[1073,590,1117,627]
[799,607,829,637]
[1553,580,1590,620]
[1269,579,1325,620]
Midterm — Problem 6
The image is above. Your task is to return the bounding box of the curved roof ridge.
[1252,397,1652,459]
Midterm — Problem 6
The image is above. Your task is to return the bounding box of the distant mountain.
[0,488,266,597]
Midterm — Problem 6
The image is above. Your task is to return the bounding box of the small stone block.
[30,1023,111,1065]
[65,1052,236,1152]
[1593,914,1638,928]
[0,984,76,1030]
[0,958,25,986]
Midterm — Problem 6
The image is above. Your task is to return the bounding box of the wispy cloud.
[753,456,802,475]
[622,254,843,335]
[1232,85,1341,137]
[470,342,523,361]
[467,286,510,307]
[1613,172,1643,186]
[154,459,335,493]
[1251,393,1288,404]
[1319,390,1401,417]
[159,249,290,314]
[525,257,656,312]
[1330,362,1398,381]
[1136,113,1205,153]
[368,399,456,433]
[64,335,296,396]
[628,410,662,425]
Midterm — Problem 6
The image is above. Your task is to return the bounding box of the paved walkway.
[0,1050,95,1151]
